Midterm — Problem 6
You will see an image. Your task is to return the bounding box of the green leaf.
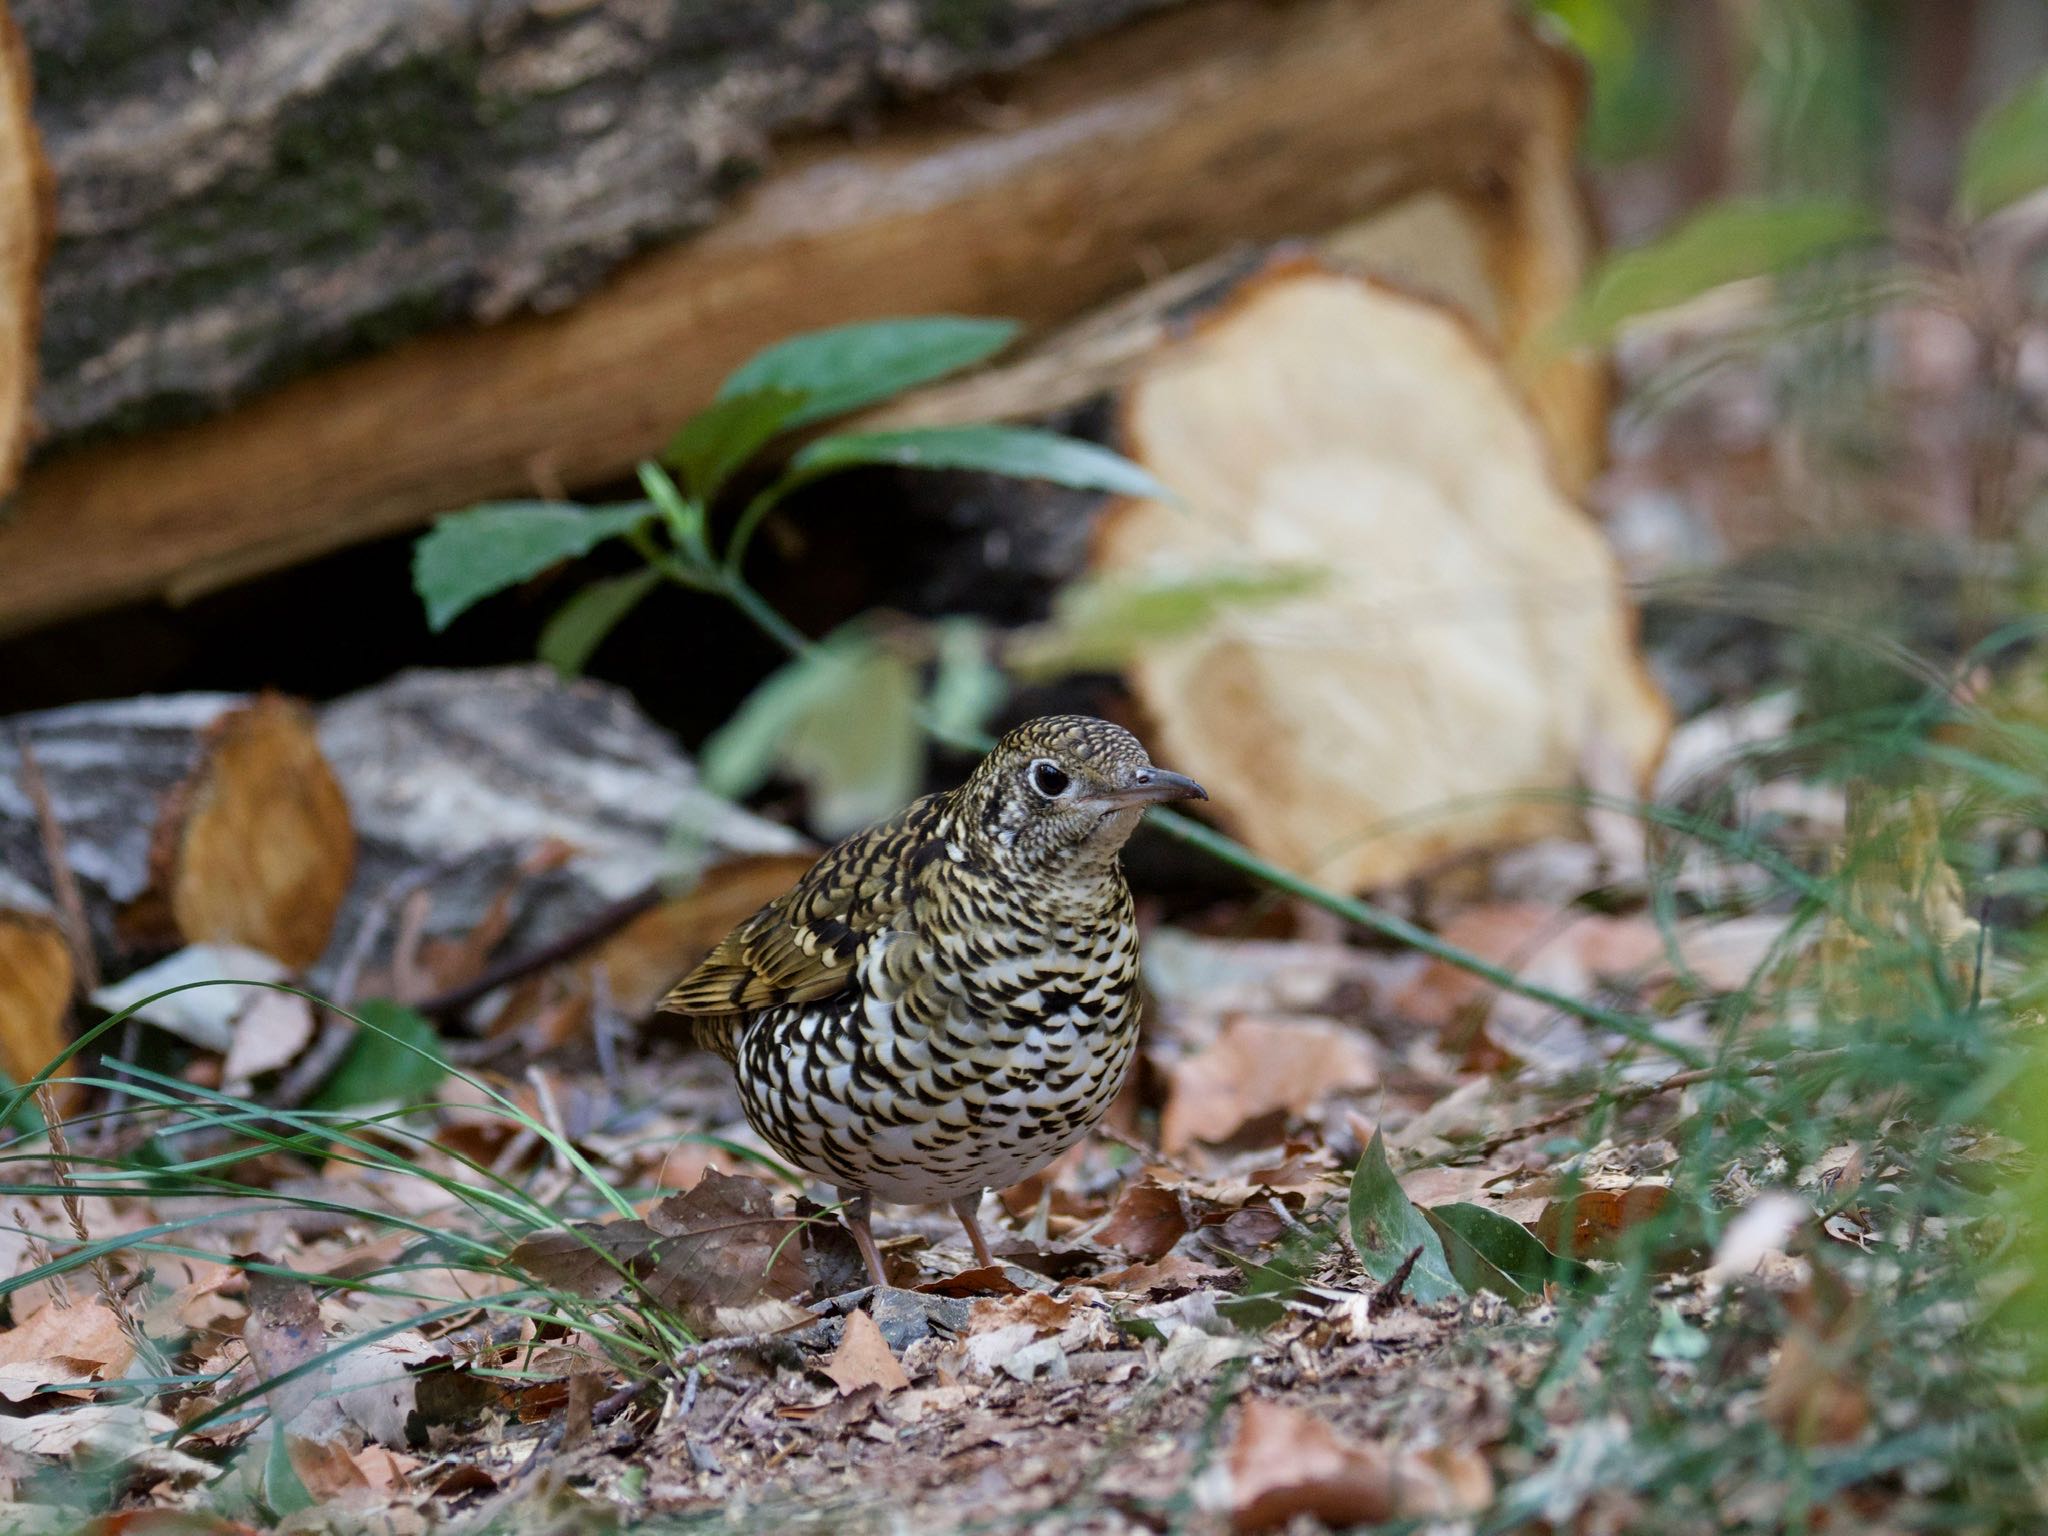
[719,317,1018,427]
[1008,566,1323,680]
[309,1001,447,1111]
[412,501,656,632]
[1554,198,1884,346]
[537,567,661,677]
[1650,1303,1710,1362]
[1959,67,2048,220]
[925,619,1004,745]
[789,425,1171,500]
[263,1425,314,1516]
[663,387,810,503]
[1346,1131,1463,1304]
[1426,1202,1594,1301]
[701,629,925,835]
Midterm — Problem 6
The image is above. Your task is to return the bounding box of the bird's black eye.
[1029,760,1071,798]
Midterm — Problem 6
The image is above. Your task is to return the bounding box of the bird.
[659,714,1206,1287]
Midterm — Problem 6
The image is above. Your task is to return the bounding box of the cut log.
[1099,266,1666,889]
[310,667,807,1005]
[0,0,1592,637]
[841,259,1664,891]
[0,902,70,1095]
[0,694,355,974]
[0,0,49,497]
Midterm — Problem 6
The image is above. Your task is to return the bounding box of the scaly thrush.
[660,715,1205,1285]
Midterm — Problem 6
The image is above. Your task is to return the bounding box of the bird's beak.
[1091,766,1208,811]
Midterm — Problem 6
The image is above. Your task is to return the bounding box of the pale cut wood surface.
[0,1,48,497]
[0,0,1568,638]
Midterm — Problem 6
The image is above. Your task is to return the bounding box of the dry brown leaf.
[1395,904,1664,1070]
[967,1291,1077,1337]
[1532,1184,1673,1259]
[1762,1272,1869,1447]
[1091,1253,1234,1295]
[508,1169,810,1337]
[1228,1399,1490,1533]
[285,1435,372,1500]
[821,1309,910,1396]
[1160,1015,1379,1154]
[0,1300,134,1386]
[914,1265,1025,1299]
[1093,1179,1189,1261]
[220,987,316,1085]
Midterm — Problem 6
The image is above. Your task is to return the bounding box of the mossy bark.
[15,0,1179,444]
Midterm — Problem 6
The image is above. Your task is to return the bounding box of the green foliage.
[1555,197,1883,346]
[308,1000,448,1111]
[538,568,662,677]
[1008,567,1322,680]
[1958,66,2048,221]
[1346,1130,1461,1304]
[786,425,1171,502]
[716,316,1018,427]
[1428,1201,1594,1300]
[925,619,1004,744]
[701,628,925,836]
[412,501,656,632]
[663,388,809,503]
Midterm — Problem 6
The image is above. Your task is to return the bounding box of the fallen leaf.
[914,1265,1024,1299]
[966,1292,1076,1337]
[509,1169,811,1337]
[1228,1400,1489,1533]
[1762,1271,1869,1447]
[1347,1132,1461,1304]
[821,1309,909,1396]
[1393,905,1664,1072]
[0,1301,134,1387]
[1533,1183,1673,1259]
[0,1403,212,1480]
[1426,1202,1593,1299]
[220,988,317,1085]
[1094,1179,1189,1261]
[1162,1016,1380,1154]
[90,946,292,1053]
[1092,1253,1234,1295]
[1707,1193,1810,1285]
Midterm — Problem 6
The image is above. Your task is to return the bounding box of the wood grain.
[0,0,1562,637]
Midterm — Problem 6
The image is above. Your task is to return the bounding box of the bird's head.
[956,715,1206,875]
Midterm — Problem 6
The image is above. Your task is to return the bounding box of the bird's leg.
[951,1192,997,1270]
[839,1186,889,1289]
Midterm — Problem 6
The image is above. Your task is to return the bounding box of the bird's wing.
[658,795,939,1017]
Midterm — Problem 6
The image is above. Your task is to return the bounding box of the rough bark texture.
[0,692,354,972]
[309,666,806,999]
[0,0,49,494]
[0,0,1579,637]
[17,0,1176,443]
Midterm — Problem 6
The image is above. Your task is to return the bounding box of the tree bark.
[0,693,355,974]
[16,0,1177,444]
[0,0,1587,638]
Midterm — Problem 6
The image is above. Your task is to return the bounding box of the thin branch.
[412,883,665,1021]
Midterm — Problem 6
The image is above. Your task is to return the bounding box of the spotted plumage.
[660,715,1206,1283]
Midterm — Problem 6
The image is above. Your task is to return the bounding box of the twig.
[1372,1245,1422,1310]
[412,883,664,1021]
[15,731,99,993]
[1438,1052,1843,1166]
